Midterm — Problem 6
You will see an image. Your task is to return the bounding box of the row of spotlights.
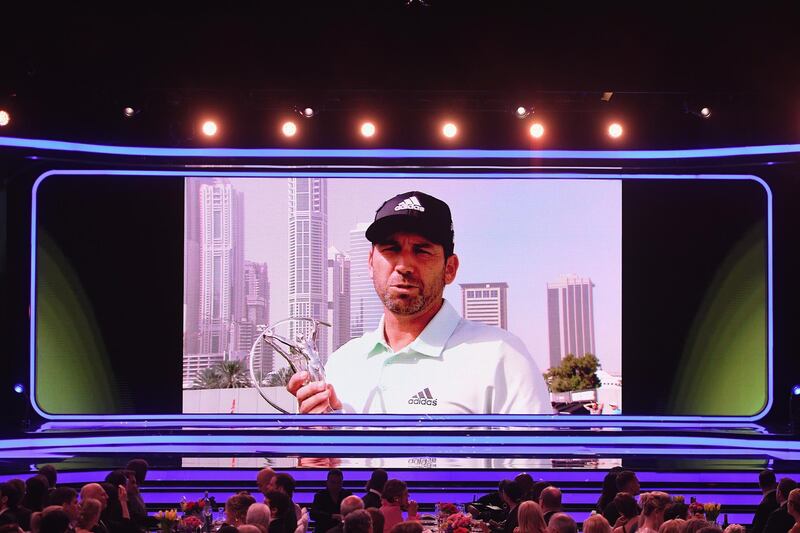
[198,119,623,140]
[0,107,627,141]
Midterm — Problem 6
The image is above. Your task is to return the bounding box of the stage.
[2,420,799,527]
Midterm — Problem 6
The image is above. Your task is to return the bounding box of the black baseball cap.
[365,191,455,256]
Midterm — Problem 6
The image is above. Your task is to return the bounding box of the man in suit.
[752,470,779,533]
[764,477,798,533]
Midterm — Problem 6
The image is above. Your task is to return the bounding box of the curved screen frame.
[7,136,781,423]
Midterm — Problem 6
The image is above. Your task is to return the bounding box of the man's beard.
[377,273,445,315]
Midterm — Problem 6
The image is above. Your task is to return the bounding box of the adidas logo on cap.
[408,387,438,406]
[394,195,425,212]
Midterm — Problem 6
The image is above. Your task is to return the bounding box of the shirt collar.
[366,299,461,358]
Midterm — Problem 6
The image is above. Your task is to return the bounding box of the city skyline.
[184,176,622,381]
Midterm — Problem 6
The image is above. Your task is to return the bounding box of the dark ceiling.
[2,3,799,148]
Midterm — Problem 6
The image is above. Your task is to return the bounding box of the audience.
[764,477,798,533]
[683,519,712,533]
[514,475,535,503]
[24,476,52,513]
[657,518,685,533]
[515,501,547,533]
[48,487,79,527]
[327,496,365,533]
[387,523,421,533]
[603,472,640,527]
[499,481,524,533]
[752,470,779,533]
[788,488,800,533]
[547,513,577,533]
[76,499,103,533]
[610,492,639,533]
[363,471,388,510]
[663,502,688,522]
[268,473,302,520]
[246,502,272,533]
[583,515,612,533]
[379,480,417,533]
[312,470,352,533]
[0,483,18,528]
[597,468,626,514]
[225,492,257,528]
[266,490,297,533]
[366,509,384,533]
[538,487,562,525]
[38,467,58,490]
[343,510,372,533]
[12,463,795,533]
[636,492,670,533]
[257,469,277,500]
[40,508,70,533]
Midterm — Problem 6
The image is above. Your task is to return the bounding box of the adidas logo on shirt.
[408,387,438,406]
[394,196,425,212]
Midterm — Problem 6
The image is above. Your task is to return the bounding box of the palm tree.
[265,367,295,387]
[215,359,251,388]
[194,366,223,389]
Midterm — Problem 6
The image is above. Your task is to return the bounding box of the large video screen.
[30,167,769,420]
[181,178,621,415]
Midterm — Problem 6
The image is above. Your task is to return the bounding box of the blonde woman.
[583,515,612,533]
[75,498,102,533]
[514,501,547,533]
[637,492,671,533]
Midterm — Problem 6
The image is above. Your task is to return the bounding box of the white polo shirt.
[325,300,552,414]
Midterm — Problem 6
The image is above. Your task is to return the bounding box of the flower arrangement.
[703,503,721,524]
[688,502,705,517]
[442,512,474,533]
[156,510,179,533]
[180,515,203,532]
[672,495,685,504]
[438,503,459,516]
[181,498,207,516]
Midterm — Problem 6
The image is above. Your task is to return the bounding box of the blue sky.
[203,177,621,374]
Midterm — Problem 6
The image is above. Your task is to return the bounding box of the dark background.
[2,3,800,429]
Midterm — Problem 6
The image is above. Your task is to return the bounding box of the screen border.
[29,166,772,423]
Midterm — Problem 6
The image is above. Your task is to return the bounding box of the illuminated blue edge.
[2,135,800,159]
[28,167,774,424]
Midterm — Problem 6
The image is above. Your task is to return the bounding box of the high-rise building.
[183,178,216,355]
[288,177,329,361]
[460,282,509,329]
[197,179,246,355]
[547,275,596,369]
[327,247,351,354]
[349,222,384,339]
[244,261,271,375]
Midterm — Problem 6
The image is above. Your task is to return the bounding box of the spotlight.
[608,123,623,139]
[300,107,315,118]
[201,120,218,137]
[442,122,458,139]
[282,121,298,137]
[0,109,10,127]
[515,106,532,119]
[699,107,712,119]
[793,385,800,396]
[13,383,24,394]
[529,122,545,139]
[360,122,376,138]
[122,107,137,118]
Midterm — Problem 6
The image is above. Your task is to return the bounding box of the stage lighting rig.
[296,106,316,118]
[122,106,139,118]
[515,106,533,119]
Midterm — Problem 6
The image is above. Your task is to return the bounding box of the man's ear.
[444,254,459,285]
[368,246,374,279]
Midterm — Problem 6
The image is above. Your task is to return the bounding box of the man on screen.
[287,191,551,414]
